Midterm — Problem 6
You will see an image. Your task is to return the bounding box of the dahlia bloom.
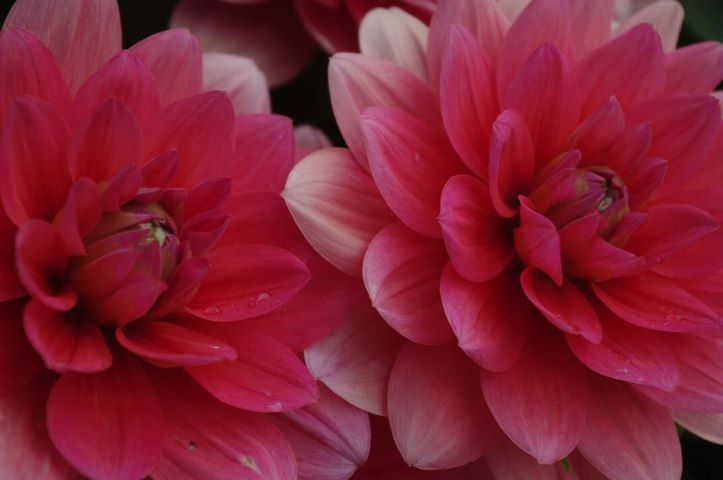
[285,0,723,478]
[0,0,359,478]
[171,0,436,86]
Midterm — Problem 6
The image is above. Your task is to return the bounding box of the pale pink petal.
[439,175,514,282]
[389,343,496,469]
[665,42,723,95]
[486,438,560,480]
[284,148,394,277]
[186,331,319,412]
[0,373,74,479]
[173,0,316,87]
[578,379,681,480]
[359,7,428,80]
[202,52,270,115]
[328,53,439,171]
[481,325,588,464]
[363,223,453,345]
[294,124,332,156]
[615,0,684,53]
[440,25,498,178]
[274,386,370,480]
[152,369,296,480]
[46,350,165,480]
[362,106,464,238]
[5,0,121,92]
[187,244,310,322]
[305,302,403,415]
[427,0,509,87]
[440,264,532,372]
[672,409,723,445]
[569,0,615,58]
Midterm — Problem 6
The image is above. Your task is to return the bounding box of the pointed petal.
[328,53,439,172]
[284,148,394,277]
[672,409,723,445]
[570,0,615,58]
[481,325,588,464]
[389,343,495,469]
[363,106,464,238]
[46,350,164,480]
[187,331,319,412]
[203,52,270,115]
[5,0,121,92]
[187,245,310,322]
[570,97,626,165]
[514,197,563,285]
[439,175,514,282]
[363,223,453,345]
[578,379,681,480]
[665,42,723,95]
[615,0,683,53]
[440,264,531,372]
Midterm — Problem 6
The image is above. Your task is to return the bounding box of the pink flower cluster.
[1,0,722,479]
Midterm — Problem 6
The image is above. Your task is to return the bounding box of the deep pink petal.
[89,271,165,328]
[0,373,74,478]
[305,301,403,416]
[147,257,210,319]
[363,223,453,345]
[187,331,319,412]
[274,386,370,480]
[502,43,580,162]
[53,178,102,257]
[521,268,602,342]
[665,42,723,94]
[46,349,164,480]
[514,197,563,285]
[0,301,43,395]
[129,29,202,106]
[481,325,588,464]
[615,0,684,53]
[284,147,395,277]
[439,174,514,282]
[187,244,310,322]
[440,264,531,372]
[577,24,665,116]
[203,52,270,115]
[488,110,535,216]
[144,91,235,188]
[389,343,496,469]
[567,307,680,391]
[152,369,296,480]
[363,106,464,238]
[439,25,498,178]
[24,299,111,374]
[578,379,681,480]
[496,0,575,100]
[0,28,70,120]
[5,0,121,92]
[117,320,237,367]
[593,273,722,333]
[328,53,439,172]
[570,97,625,165]
[230,114,295,193]
[0,97,71,225]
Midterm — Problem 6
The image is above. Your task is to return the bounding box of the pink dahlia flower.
[285,0,723,478]
[171,0,437,86]
[0,0,360,478]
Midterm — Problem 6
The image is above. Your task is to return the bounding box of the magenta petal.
[363,223,453,345]
[117,320,237,367]
[440,264,531,372]
[665,42,723,95]
[24,299,112,374]
[46,349,165,480]
[274,386,371,480]
[53,178,102,257]
[187,331,319,412]
[514,197,563,285]
[570,97,625,165]
[578,379,681,480]
[389,343,496,469]
[593,273,722,333]
[0,301,42,396]
[363,106,464,238]
[5,0,122,92]
[567,308,680,391]
[481,326,588,464]
[439,25,498,178]
[151,370,296,480]
[439,175,514,282]
[187,245,310,322]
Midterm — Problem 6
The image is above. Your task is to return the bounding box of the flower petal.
[0,301,43,396]
[615,0,683,53]
[202,52,270,115]
[672,409,723,445]
[514,197,563,285]
[569,0,615,58]
[363,223,453,345]
[665,42,723,95]
[389,343,496,469]
[46,349,165,480]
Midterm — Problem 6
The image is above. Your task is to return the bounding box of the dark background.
[1,0,722,478]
